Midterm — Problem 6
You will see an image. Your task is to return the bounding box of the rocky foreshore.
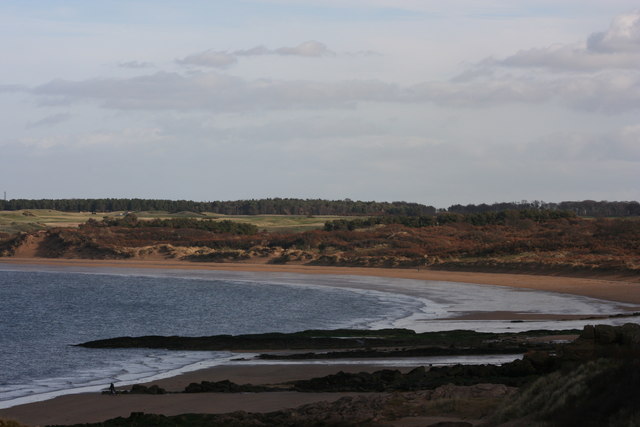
[61,323,640,426]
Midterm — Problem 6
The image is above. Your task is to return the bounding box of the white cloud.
[433,12,640,112]
[177,50,237,68]
[587,10,640,53]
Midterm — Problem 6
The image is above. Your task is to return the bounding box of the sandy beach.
[1,257,640,426]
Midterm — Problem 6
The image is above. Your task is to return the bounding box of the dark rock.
[427,422,473,427]
[129,384,166,394]
[580,325,595,339]
[619,323,640,346]
[184,380,273,393]
[594,325,616,344]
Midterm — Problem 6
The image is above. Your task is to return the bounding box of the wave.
[0,350,238,409]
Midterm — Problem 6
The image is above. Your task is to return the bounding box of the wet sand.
[0,364,404,426]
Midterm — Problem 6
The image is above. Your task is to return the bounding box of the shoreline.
[2,257,640,425]
[0,364,400,426]
[2,256,640,305]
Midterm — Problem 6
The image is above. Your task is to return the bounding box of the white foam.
[0,351,238,409]
[233,353,523,367]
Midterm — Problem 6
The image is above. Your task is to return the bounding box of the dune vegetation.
[1,209,638,277]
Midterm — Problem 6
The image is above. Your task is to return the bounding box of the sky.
[1,0,639,208]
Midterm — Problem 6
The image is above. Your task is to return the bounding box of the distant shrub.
[95,215,258,235]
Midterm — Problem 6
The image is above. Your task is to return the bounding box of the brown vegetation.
[1,216,638,276]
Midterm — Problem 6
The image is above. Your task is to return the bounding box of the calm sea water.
[1,264,635,409]
[0,266,427,407]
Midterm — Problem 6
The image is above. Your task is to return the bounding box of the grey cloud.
[235,41,335,57]
[26,113,71,129]
[32,72,401,111]
[118,61,154,69]
[587,11,640,53]
[494,11,640,72]
[523,126,640,163]
[450,67,496,83]
[555,72,640,113]
[495,46,640,71]
[171,40,374,90]
[177,50,237,68]
[177,41,335,69]
[177,117,386,145]
[234,45,270,56]
[28,69,640,113]
[410,78,552,107]
[274,41,335,57]
[0,84,28,93]
[418,71,640,112]
[345,50,382,57]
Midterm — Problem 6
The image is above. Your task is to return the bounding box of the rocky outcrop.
[289,357,552,392]
[78,328,567,355]
[561,323,640,360]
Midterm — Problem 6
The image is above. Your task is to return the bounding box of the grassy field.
[0,210,355,234]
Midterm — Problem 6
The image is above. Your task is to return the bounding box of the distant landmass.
[1,198,639,217]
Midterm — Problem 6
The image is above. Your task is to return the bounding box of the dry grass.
[0,210,357,234]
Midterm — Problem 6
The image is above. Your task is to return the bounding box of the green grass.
[209,214,348,233]
[0,210,360,234]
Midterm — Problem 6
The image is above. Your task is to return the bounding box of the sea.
[0,264,434,408]
[0,263,636,409]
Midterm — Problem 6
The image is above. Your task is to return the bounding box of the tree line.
[324,209,577,231]
[446,200,640,217]
[0,198,436,216]
[1,198,638,217]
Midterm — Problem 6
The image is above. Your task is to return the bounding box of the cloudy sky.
[1,1,639,207]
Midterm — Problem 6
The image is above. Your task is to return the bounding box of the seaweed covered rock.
[184,380,273,393]
[291,357,547,393]
[128,384,166,395]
